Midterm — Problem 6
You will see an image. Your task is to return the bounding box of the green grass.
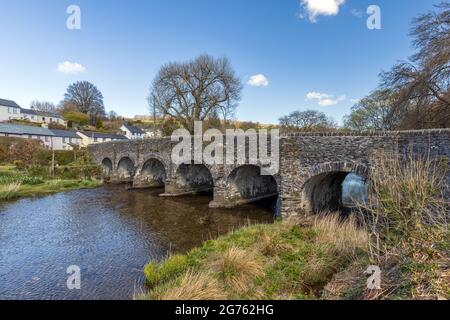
[139,216,369,300]
[0,182,21,201]
[0,165,102,201]
[0,173,44,185]
[17,179,102,197]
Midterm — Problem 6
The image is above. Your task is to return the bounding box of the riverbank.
[138,214,448,300]
[137,216,368,300]
[0,165,102,202]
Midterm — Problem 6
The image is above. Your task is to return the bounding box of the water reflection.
[342,173,369,206]
[0,186,274,300]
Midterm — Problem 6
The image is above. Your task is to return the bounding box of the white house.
[49,129,82,150]
[0,99,22,122]
[76,131,128,148]
[0,98,66,126]
[121,124,145,139]
[21,109,67,126]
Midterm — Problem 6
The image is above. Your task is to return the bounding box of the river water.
[0,186,275,300]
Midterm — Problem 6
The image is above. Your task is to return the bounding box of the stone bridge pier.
[88,129,450,218]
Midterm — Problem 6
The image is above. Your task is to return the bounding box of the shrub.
[8,138,44,165]
[26,165,50,179]
[33,150,75,166]
[55,165,102,180]
[359,152,449,259]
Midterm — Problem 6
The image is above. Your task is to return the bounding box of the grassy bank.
[139,152,449,300]
[0,165,102,202]
[137,216,368,300]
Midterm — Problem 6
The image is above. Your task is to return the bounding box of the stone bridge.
[88,129,449,218]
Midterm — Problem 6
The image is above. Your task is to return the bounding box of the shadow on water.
[0,185,275,300]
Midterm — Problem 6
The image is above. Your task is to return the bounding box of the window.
[94,137,98,142]
[63,137,66,143]
[28,135,32,139]
[42,117,45,122]
[69,138,72,143]
[45,136,49,142]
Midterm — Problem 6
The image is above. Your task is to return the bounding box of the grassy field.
[0,165,102,202]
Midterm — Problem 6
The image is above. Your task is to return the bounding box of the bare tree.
[344,89,401,131]
[279,110,336,131]
[148,55,242,133]
[380,2,450,129]
[63,81,106,125]
[30,100,56,113]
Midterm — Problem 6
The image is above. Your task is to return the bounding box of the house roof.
[0,99,63,119]
[122,124,144,135]
[21,108,62,118]
[78,131,128,140]
[50,129,80,138]
[0,123,55,136]
[0,99,21,108]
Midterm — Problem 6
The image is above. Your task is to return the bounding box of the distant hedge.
[0,136,90,166]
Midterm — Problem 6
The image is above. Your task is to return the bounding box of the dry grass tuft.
[258,232,291,257]
[360,152,448,259]
[313,214,368,256]
[159,270,226,300]
[217,246,265,293]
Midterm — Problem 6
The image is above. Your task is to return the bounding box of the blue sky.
[0,0,441,124]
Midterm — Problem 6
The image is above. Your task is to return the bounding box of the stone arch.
[300,162,369,214]
[117,157,135,179]
[227,164,278,201]
[136,158,167,187]
[173,163,214,194]
[101,158,113,175]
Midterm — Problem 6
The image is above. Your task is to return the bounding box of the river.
[0,185,275,300]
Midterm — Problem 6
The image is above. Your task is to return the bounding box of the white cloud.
[57,61,86,75]
[306,91,346,106]
[350,9,363,18]
[247,74,269,87]
[300,0,346,22]
[350,98,360,104]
